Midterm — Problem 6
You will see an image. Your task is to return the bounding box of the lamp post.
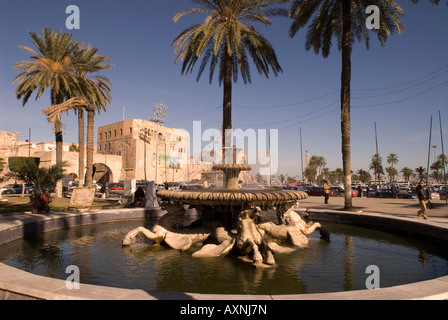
[151,103,168,184]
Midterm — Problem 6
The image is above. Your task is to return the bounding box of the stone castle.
[0,120,254,186]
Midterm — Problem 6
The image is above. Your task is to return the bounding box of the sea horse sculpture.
[258,201,330,248]
[123,199,329,267]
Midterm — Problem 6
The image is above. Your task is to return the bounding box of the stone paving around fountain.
[0,197,447,300]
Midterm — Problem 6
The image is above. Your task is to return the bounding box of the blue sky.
[0,0,447,178]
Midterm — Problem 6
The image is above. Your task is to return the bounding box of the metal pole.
[28,128,31,157]
[151,103,168,185]
[156,123,159,184]
[144,129,147,182]
[427,116,433,185]
[300,127,304,184]
[439,110,447,204]
[268,130,271,186]
[375,122,381,198]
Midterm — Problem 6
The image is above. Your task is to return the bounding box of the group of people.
[133,181,159,208]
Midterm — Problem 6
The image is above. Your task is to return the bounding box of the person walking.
[323,180,330,204]
[357,184,363,198]
[416,180,429,220]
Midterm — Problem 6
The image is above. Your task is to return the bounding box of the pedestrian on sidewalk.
[357,184,363,198]
[416,180,429,219]
[323,180,330,204]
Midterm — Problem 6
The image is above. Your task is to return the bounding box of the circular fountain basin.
[0,208,447,300]
[157,189,308,207]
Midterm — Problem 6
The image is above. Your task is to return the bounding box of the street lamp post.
[151,103,168,184]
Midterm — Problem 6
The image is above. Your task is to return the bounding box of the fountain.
[123,146,330,267]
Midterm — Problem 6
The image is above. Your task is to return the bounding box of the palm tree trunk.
[341,0,352,209]
[52,90,64,198]
[78,110,85,186]
[85,108,95,187]
[222,49,233,164]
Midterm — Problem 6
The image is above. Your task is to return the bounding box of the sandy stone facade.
[97,119,191,184]
[1,121,252,186]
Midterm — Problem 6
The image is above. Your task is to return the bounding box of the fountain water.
[123,147,330,267]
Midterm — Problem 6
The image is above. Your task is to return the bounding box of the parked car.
[108,183,124,191]
[374,189,415,199]
[306,186,356,197]
[397,189,417,199]
[0,183,36,195]
[439,187,447,200]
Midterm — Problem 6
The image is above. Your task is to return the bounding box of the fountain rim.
[0,207,448,300]
[156,189,308,207]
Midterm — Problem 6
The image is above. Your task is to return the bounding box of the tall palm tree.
[369,154,384,180]
[44,98,97,186]
[415,166,426,181]
[400,167,413,182]
[289,0,404,209]
[387,153,399,169]
[43,69,112,188]
[386,166,398,183]
[71,43,113,185]
[171,0,287,154]
[13,28,80,196]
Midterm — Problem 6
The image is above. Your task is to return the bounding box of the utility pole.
[300,127,304,183]
[28,128,31,157]
[432,145,437,163]
[151,103,168,184]
[374,122,382,198]
[439,110,447,205]
[427,116,433,185]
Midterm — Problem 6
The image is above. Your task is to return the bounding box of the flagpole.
[427,116,433,185]
[439,110,447,204]
[300,127,304,184]
[374,122,381,198]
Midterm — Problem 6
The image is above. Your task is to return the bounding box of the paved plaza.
[299,195,448,223]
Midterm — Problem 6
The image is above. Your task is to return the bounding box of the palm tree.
[71,43,113,185]
[171,0,287,153]
[401,167,413,182]
[288,1,404,209]
[43,75,112,188]
[357,169,371,184]
[13,28,80,196]
[415,166,427,181]
[386,166,398,183]
[370,155,385,185]
[387,153,399,169]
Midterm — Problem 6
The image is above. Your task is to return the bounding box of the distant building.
[97,119,190,184]
[1,120,253,186]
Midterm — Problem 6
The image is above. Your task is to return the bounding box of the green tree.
[71,43,113,186]
[386,166,398,183]
[288,0,404,209]
[13,28,80,196]
[171,0,287,151]
[400,167,413,182]
[415,166,427,182]
[387,153,399,169]
[370,155,384,180]
[330,168,344,184]
[7,158,66,193]
[357,169,371,184]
